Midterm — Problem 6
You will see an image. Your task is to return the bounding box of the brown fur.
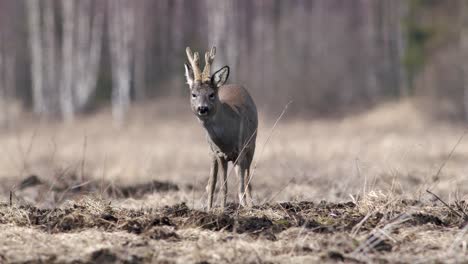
[185,47,258,209]
[203,84,257,208]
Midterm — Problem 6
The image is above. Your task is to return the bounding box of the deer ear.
[184,63,194,87]
[211,66,229,88]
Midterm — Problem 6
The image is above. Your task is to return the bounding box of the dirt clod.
[12,174,180,207]
[409,213,445,226]
[90,248,118,264]
[117,180,179,198]
[190,211,234,231]
[325,250,345,261]
[145,226,179,241]
[236,216,273,233]
[18,175,43,189]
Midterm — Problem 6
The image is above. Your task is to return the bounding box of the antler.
[186,47,202,82]
[202,46,216,82]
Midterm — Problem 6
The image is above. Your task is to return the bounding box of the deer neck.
[201,105,229,145]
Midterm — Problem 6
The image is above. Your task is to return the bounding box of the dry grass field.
[0,99,467,263]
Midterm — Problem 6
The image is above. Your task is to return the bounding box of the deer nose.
[197,106,209,115]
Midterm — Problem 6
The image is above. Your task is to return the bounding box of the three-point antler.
[186,46,216,83]
[202,47,216,82]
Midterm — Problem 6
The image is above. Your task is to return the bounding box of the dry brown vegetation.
[0,99,467,263]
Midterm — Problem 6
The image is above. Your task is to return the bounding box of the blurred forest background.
[0,0,467,125]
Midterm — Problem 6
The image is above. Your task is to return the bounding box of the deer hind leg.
[245,167,253,206]
[206,156,218,210]
[244,149,254,207]
[235,162,248,207]
[218,157,228,209]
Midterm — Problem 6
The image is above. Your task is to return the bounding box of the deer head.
[184,46,229,119]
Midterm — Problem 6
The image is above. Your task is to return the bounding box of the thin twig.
[99,153,108,198]
[422,130,467,220]
[454,201,468,219]
[80,134,88,182]
[213,128,257,205]
[352,212,411,255]
[426,189,463,218]
[450,223,468,251]
[262,177,295,204]
[70,180,93,190]
[352,197,396,237]
[15,116,41,178]
[240,100,292,206]
[355,158,364,200]
[429,130,466,187]
[57,180,93,204]
[352,130,466,259]
[351,211,373,237]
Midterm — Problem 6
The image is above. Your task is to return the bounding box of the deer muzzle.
[197,105,210,116]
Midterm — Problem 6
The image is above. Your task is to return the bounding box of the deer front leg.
[218,157,228,209]
[206,156,218,210]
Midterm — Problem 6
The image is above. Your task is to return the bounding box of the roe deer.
[184,46,258,209]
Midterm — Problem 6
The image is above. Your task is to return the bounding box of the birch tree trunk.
[224,1,238,79]
[74,0,91,111]
[0,38,5,126]
[460,0,468,120]
[205,0,231,71]
[395,0,409,97]
[133,0,148,100]
[108,0,135,124]
[26,0,45,114]
[43,0,58,114]
[74,0,104,111]
[363,0,379,103]
[0,39,16,128]
[258,0,277,106]
[26,0,104,120]
[60,0,75,121]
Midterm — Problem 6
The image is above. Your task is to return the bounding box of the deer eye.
[191,93,197,98]
[209,93,215,100]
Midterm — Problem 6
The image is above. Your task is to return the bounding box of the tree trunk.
[0,37,5,126]
[460,0,468,120]
[0,36,17,128]
[205,0,230,70]
[43,0,58,113]
[26,0,45,114]
[363,0,379,103]
[60,0,75,121]
[133,0,148,100]
[396,0,409,97]
[74,0,92,111]
[108,0,135,125]
[74,0,104,111]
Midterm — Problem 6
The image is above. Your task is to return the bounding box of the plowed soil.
[0,178,466,263]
